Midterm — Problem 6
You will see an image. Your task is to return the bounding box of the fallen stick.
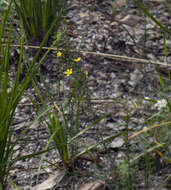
[6,44,170,67]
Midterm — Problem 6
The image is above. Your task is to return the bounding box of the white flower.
[154,99,167,110]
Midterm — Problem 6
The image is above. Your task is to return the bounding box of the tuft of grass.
[0,0,60,188]
[14,0,67,42]
[30,51,109,169]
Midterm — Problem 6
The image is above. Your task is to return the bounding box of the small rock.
[110,137,124,148]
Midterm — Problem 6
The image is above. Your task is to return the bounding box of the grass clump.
[0,0,59,188]
[14,0,67,42]
[30,44,108,170]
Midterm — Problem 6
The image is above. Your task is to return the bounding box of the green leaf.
[135,0,171,35]
[158,74,165,92]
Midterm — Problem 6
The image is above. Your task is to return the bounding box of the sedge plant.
[14,0,67,42]
[0,0,60,188]
[29,48,114,170]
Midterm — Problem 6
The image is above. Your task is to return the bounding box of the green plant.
[0,0,59,188]
[14,0,67,42]
[28,41,121,173]
[30,62,107,169]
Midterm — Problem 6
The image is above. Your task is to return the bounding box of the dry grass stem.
[6,44,169,67]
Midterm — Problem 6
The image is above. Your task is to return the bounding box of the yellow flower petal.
[65,68,72,77]
[74,57,81,62]
[57,51,62,57]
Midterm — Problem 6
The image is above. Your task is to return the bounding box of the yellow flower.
[57,51,62,57]
[65,68,72,77]
[74,57,81,62]
[85,70,88,79]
